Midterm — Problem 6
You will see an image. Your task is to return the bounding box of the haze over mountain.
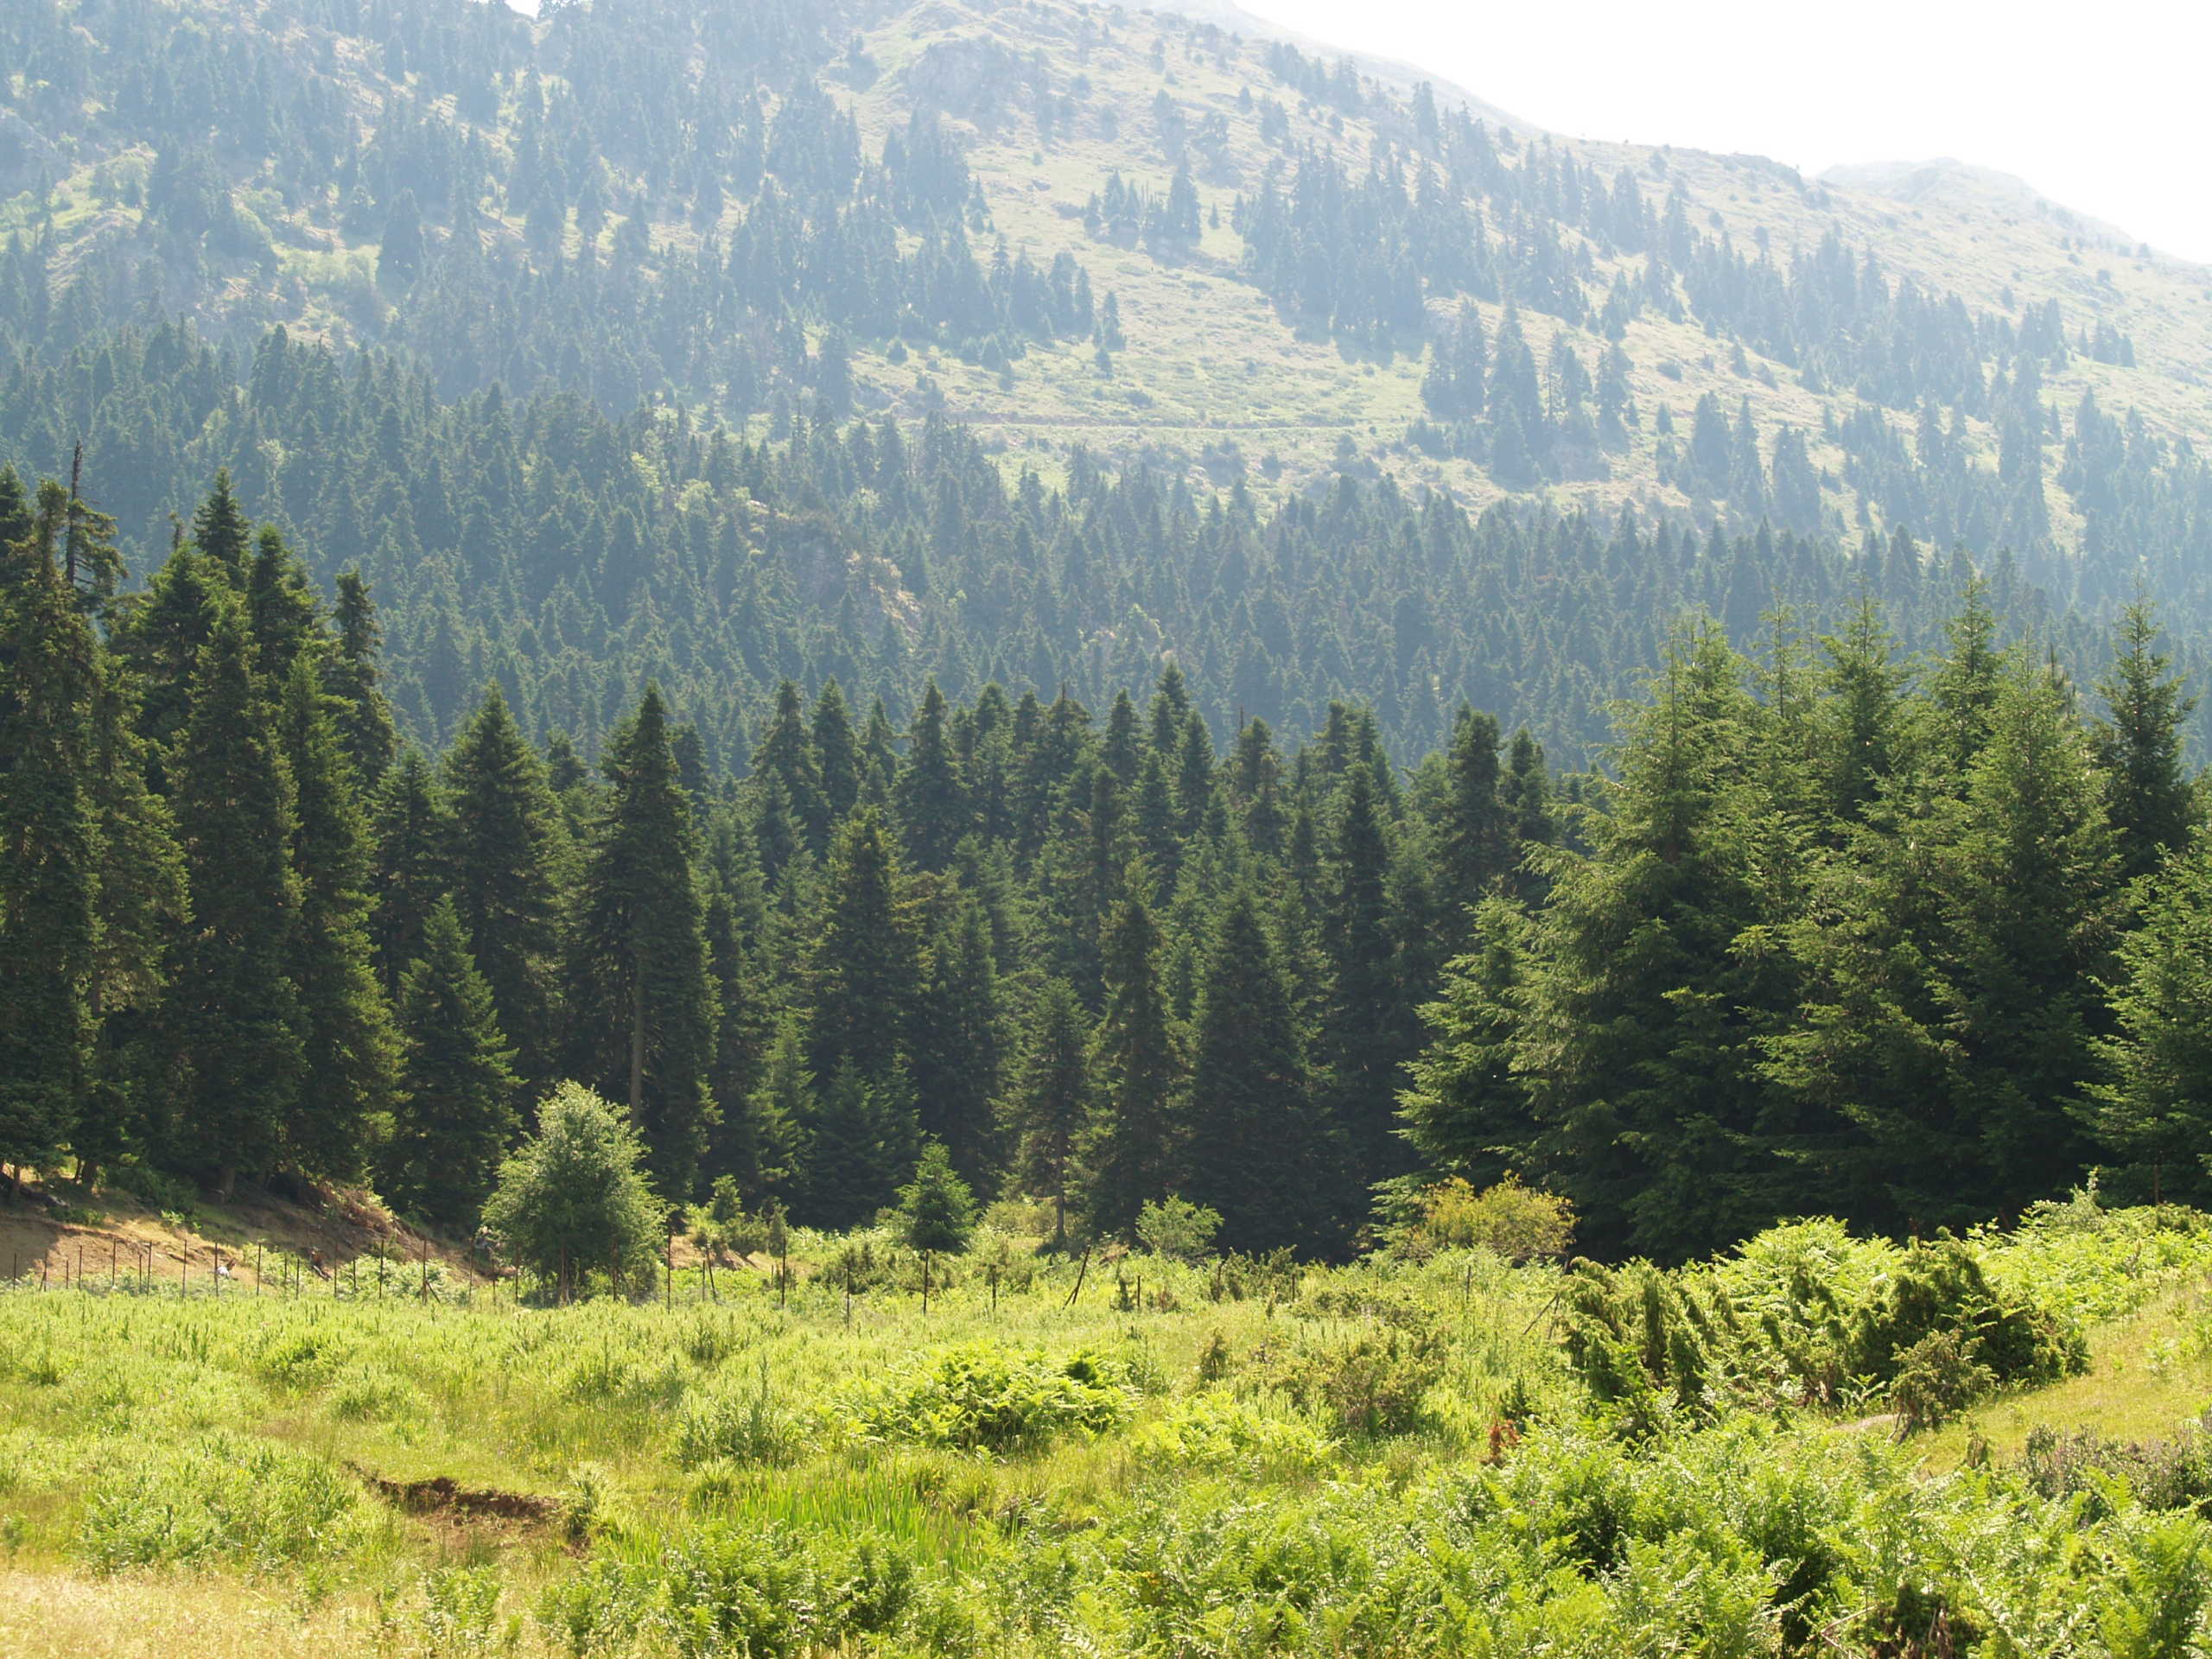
[3,0,2211,764]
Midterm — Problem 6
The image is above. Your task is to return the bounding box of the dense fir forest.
[6,0,2212,773]
[6,0,2212,1260]
[0,321,2145,770]
[6,461,2211,1262]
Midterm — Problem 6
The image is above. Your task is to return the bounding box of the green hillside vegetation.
[3,1187,2212,1657]
[5,0,2212,771]
[10,3,2212,1649]
[11,463,2212,1258]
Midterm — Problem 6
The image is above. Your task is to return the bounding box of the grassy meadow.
[3,1192,2212,1656]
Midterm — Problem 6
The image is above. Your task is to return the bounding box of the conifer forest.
[8,2,2212,1655]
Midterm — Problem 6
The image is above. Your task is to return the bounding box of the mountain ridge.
[3,0,2212,765]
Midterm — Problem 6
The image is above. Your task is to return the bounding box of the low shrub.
[1848,1236,2086,1389]
[1562,1227,2086,1425]
[830,1343,1132,1452]
[78,1435,373,1574]
[671,1363,803,1469]
[1134,1390,1336,1478]
[1258,1311,1448,1438]
[541,1525,919,1659]
[103,1160,198,1213]
[2020,1416,2212,1516]
[1135,1196,1221,1262]
[1402,1175,1576,1262]
[1888,1329,1995,1430]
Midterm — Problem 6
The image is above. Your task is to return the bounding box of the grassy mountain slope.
[5,0,2212,771]
[5,0,2205,544]
[835,0,2212,538]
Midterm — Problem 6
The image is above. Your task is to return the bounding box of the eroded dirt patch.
[350,1465,558,1526]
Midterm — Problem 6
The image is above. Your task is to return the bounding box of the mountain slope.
[2,0,2209,761]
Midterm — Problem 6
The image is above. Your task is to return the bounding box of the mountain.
[3,0,2209,762]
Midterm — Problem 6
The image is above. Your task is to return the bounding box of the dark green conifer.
[442,687,565,1092]
[1185,887,1324,1254]
[168,590,304,1197]
[1077,893,1183,1238]
[804,807,920,1084]
[895,680,969,871]
[280,655,398,1179]
[385,897,520,1227]
[327,570,398,786]
[1005,978,1091,1246]
[566,687,717,1202]
[2091,601,2196,884]
[0,484,100,1191]
[369,749,452,997]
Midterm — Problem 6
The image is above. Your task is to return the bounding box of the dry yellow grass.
[0,1569,397,1659]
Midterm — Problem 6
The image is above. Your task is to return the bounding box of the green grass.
[3,1204,2212,1653]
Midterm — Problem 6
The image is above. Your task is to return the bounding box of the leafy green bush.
[1133,1390,1335,1478]
[830,1343,1132,1452]
[1399,1175,1576,1262]
[1847,1236,2086,1389]
[1562,1225,2086,1424]
[1888,1329,1996,1430]
[1135,1196,1222,1262]
[1259,1310,1448,1438]
[481,1083,669,1291]
[78,1436,373,1573]
[541,1525,918,1659]
[671,1363,802,1469]
[1987,1191,2212,1326]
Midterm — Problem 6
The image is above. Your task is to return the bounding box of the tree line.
[8,463,2210,1262]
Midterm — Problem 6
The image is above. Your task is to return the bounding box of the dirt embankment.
[0,1173,489,1293]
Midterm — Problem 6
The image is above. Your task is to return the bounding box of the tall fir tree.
[443,687,565,1094]
[566,687,718,1202]
[369,748,453,997]
[327,570,398,787]
[78,637,188,1185]
[908,895,1007,1191]
[896,679,969,871]
[0,483,100,1191]
[1319,760,1414,1200]
[1078,892,1184,1239]
[279,654,399,1179]
[167,590,304,1197]
[1400,895,1537,1188]
[1932,663,2119,1217]
[1515,627,1795,1258]
[743,1013,815,1211]
[1005,977,1092,1247]
[385,897,521,1227]
[802,1059,915,1229]
[1184,886,1326,1254]
[2084,833,2212,1206]
[703,883,779,1200]
[804,806,921,1084]
[2091,601,2196,886]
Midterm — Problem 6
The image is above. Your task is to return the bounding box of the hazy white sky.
[1236,0,2212,264]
